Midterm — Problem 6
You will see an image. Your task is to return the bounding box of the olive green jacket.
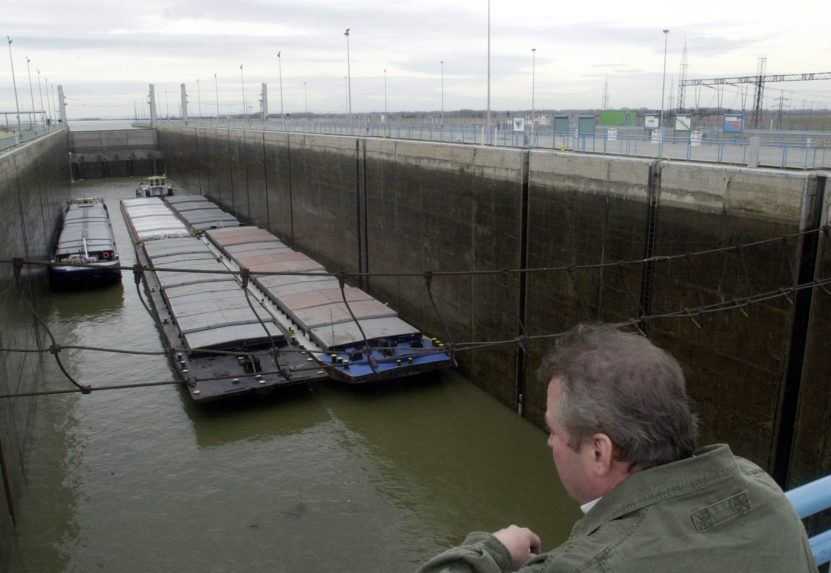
[419,445,817,573]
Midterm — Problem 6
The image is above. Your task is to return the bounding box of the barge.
[50,197,121,288]
[163,194,453,383]
[120,197,326,402]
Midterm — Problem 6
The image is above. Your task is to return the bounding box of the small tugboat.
[135,175,174,197]
[50,197,121,288]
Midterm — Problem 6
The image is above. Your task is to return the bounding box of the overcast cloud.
[3,0,830,118]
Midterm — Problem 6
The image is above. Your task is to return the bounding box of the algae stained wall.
[157,125,830,487]
[0,129,71,568]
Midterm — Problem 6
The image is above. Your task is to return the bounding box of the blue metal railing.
[153,118,831,170]
[786,474,831,566]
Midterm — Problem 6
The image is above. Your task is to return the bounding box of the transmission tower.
[680,60,830,128]
[604,76,609,109]
[678,39,688,111]
[752,57,767,128]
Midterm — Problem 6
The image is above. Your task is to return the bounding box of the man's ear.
[589,433,616,475]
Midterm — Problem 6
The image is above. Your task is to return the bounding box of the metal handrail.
[786,475,831,565]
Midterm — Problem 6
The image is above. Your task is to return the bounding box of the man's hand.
[493,525,542,570]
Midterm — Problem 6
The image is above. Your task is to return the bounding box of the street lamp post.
[530,48,536,147]
[36,68,45,127]
[44,77,52,122]
[304,81,308,115]
[383,68,389,138]
[240,64,246,118]
[6,37,22,141]
[25,57,35,129]
[197,79,202,118]
[276,51,285,130]
[214,73,220,119]
[486,0,491,144]
[440,60,445,127]
[344,28,352,118]
[659,28,669,158]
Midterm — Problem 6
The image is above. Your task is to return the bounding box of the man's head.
[540,324,698,503]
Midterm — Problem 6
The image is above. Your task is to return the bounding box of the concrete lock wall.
[0,129,71,568]
[157,125,829,487]
[69,128,163,179]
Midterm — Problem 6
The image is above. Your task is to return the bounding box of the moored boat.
[161,193,453,383]
[135,175,173,197]
[50,197,121,288]
[120,197,326,402]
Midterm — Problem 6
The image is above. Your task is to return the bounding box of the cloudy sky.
[3,0,830,119]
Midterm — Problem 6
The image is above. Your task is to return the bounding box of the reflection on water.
[12,179,579,573]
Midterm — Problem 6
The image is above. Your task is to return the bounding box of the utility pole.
[45,77,53,122]
[25,57,35,129]
[440,60,445,127]
[486,0,492,144]
[530,48,536,146]
[180,83,188,122]
[36,68,45,126]
[602,75,608,110]
[214,73,220,118]
[752,56,767,128]
[678,39,688,111]
[277,51,285,129]
[240,64,246,116]
[344,28,352,117]
[6,37,22,141]
[659,28,669,158]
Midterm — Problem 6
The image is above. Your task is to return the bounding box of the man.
[419,325,817,573]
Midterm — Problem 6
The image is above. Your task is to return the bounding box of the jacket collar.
[572,444,739,536]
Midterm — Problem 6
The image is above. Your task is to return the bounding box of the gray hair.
[539,324,698,469]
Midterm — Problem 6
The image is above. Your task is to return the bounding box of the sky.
[2,0,831,119]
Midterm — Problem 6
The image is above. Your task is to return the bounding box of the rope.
[0,225,822,281]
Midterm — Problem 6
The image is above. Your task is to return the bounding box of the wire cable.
[0,225,823,281]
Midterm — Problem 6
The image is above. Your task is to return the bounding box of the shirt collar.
[580,498,601,514]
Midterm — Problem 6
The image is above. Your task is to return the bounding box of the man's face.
[545,377,594,503]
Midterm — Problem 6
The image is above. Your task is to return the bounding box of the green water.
[11,179,579,572]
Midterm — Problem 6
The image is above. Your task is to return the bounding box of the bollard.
[747,136,760,168]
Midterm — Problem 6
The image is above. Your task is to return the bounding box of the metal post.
[25,57,35,129]
[344,29,352,117]
[6,37,22,141]
[57,85,67,124]
[440,60,445,127]
[531,48,536,147]
[659,28,669,158]
[214,73,220,119]
[277,51,285,130]
[45,77,52,122]
[304,81,308,115]
[36,68,45,127]
[197,79,202,118]
[486,0,491,144]
[240,64,246,117]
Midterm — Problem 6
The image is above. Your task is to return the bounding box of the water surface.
[12,178,579,572]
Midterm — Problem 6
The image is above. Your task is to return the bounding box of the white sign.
[607,128,618,142]
[690,130,703,147]
[644,115,659,129]
[675,115,691,131]
[512,117,526,132]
